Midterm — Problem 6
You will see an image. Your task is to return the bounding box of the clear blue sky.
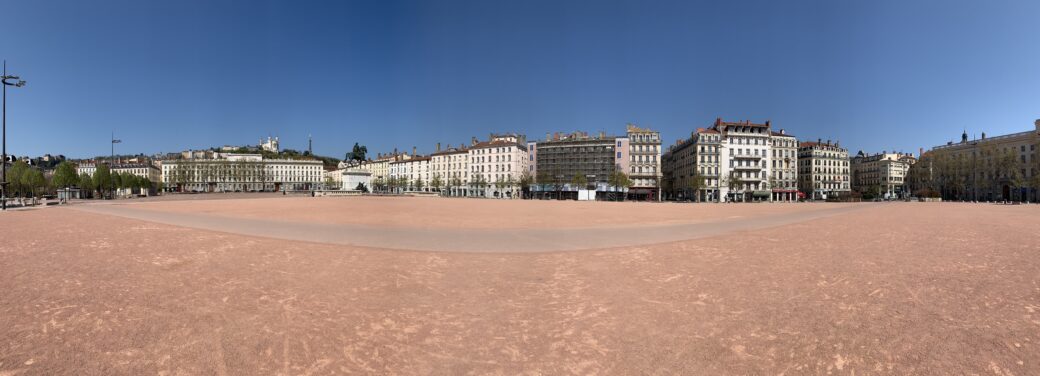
[3,0,1038,159]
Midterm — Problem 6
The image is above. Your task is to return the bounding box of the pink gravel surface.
[1,199,1038,375]
[125,195,855,229]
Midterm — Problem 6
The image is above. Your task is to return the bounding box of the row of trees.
[369,170,638,199]
[4,161,48,205]
[3,161,157,206]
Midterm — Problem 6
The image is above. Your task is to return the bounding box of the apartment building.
[388,150,431,193]
[769,130,799,202]
[797,139,851,200]
[662,118,789,202]
[625,124,662,200]
[851,151,916,199]
[467,133,529,198]
[430,143,470,196]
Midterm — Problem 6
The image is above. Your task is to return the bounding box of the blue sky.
[2,0,1038,159]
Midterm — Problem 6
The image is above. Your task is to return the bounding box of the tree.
[94,164,113,199]
[450,176,462,196]
[494,176,506,197]
[52,162,78,198]
[414,177,425,192]
[430,173,443,194]
[21,169,46,205]
[505,175,516,199]
[518,171,533,198]
[472,174,487,197]
[688,169,705,202]
[7,161,29,200]
[725,171,742,202]
[571,173,587,190]
[996,149,1025,201]
[79,173,95,198]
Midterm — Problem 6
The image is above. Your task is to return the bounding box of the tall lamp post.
[111,132,121,164]
[2,61,27,211]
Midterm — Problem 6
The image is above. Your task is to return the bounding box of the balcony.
[732,165,763,170]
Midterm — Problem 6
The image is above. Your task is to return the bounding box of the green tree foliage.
[430,173,443,192]
[79,173,95,197]
[571,173,587,189]
[6,161,30,197]
[93,164,113,198]
[52,161,79,190]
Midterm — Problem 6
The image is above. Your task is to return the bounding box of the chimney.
[436,142,441,152]
[412,146,417,156]
[546,132,551,141]
[765,120,771,128]
[489,133,494,142]
[715,117,721,127]
[780,128,785,135]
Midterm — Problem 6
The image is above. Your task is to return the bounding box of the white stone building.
[161,154,323,192]
[467,134,529,198]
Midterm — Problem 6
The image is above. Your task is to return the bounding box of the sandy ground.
[1,198,1039,375]
[121,195,855,229]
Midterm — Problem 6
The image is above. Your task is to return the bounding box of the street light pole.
[2,61,27,211]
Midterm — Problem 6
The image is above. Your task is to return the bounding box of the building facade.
[769,130,799,202]
[625,124,662,200]
[467,134,529,198]
[430,144,470,196]
[851,151,916,199]
[909,121,1040,201]
[797,140,851,200]
[531,131,620,195]
[662,118,795,202]
[161,154,323,192]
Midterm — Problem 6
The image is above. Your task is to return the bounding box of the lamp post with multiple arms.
[2,60,27,211]
[111,132,121,165]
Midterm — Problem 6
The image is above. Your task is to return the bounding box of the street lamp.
[111,132,121,165]
[2,60,27,211]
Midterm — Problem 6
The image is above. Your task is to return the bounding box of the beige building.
[909,121,1040,201]
[798,140,850,200]
[76,162,161,196]
[851,151,916,199]
[625,124,662,200]
[430,143,470,196]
